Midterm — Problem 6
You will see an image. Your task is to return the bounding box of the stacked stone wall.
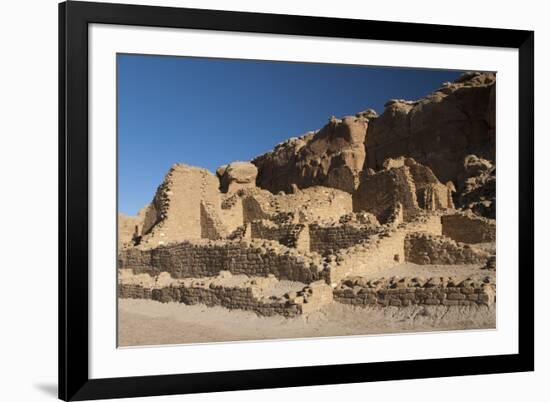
[441,213,496,244]
[250,220,308,250]
[404,232,490,265]
[334,276,495,307]
[118,273,333,317]
[325,214,444,284]
[200,201,227,240]
[119,282,302,317]
[118,240,325,283]
[309,223,380,254]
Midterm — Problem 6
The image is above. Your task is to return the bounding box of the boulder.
[218,161,258,193]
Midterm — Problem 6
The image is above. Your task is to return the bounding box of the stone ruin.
[119,72,497,317]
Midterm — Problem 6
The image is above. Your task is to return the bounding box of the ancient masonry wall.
[325,214,443,284]
[250,220,309,251]
[441,213,496,244]
[309,223,380,254]
[352,166,420,223]
[200,201,227,240]
[118,240,325,283]
[404,232,490,265]
[139,164,223,246]
[118,274,333,317]
[333,276,496,307]
[219,195,245,234]
[326,230,406,284]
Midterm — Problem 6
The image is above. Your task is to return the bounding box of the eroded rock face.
[217,161,258,193]
[365,72,496,186]
[455,155,496,218]
[253,115,369,193]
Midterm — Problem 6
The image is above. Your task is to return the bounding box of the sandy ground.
[118,299,496,347]
[359,262,495,281]
[118,263,496,347]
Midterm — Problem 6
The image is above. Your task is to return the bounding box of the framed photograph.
[59,1,534,400]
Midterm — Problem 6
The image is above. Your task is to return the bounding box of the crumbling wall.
[333,276,496,307]
[309,223,380,254]
[250,220,309,251]
[219,194,245,234]
[118,272,333,317]
[405,158,454,211]
[200,201,228,240]
[404,232,490,265]
[353,165,420,223]
[139,164,223,246]
[325,214,444,284]
[441,213,496,244]
[118,213,141,247]
[118,240,325,283]
[327,231,406,284]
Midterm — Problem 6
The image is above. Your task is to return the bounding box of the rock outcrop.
[250,72,495,221]
[253,115,370,193]
[454,155,496,218]
[365,72,496,186]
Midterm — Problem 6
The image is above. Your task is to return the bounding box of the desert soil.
[118,263,496,347]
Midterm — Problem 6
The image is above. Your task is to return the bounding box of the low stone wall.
[250,220,309,251]
[441,213,496,244]
[333,276,496,307]
[405,232,490,265]
[309,223,379,254]
[118,239,325,283]
[325,230,406,284]
[324,214,444,284]
[118,271,333,317]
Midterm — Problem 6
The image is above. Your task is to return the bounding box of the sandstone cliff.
[253,112,373,194]
[251,72,495,218]
[365,72,495,187]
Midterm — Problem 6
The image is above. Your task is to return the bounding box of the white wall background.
[0,0,546,401]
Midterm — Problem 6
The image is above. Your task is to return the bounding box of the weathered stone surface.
[218,161,258,193]
[365,72,496,186]
[404,232,490,265]
[118,72,497,318]
[353,165,419,223]
[333,275,496,307]
[118,213,143,247]
[352,158,454,223]
[138,163,229,246]
[241,186,353,224]
[441,212,496,244]
[118,270,332,317]
[253,115,369,193]
[455,155,496,218]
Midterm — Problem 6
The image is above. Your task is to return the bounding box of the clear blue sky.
[118,54,463,215]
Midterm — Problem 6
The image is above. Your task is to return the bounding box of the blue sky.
[118,54,463,215]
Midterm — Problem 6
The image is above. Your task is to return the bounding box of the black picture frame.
[59,1,534,400]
